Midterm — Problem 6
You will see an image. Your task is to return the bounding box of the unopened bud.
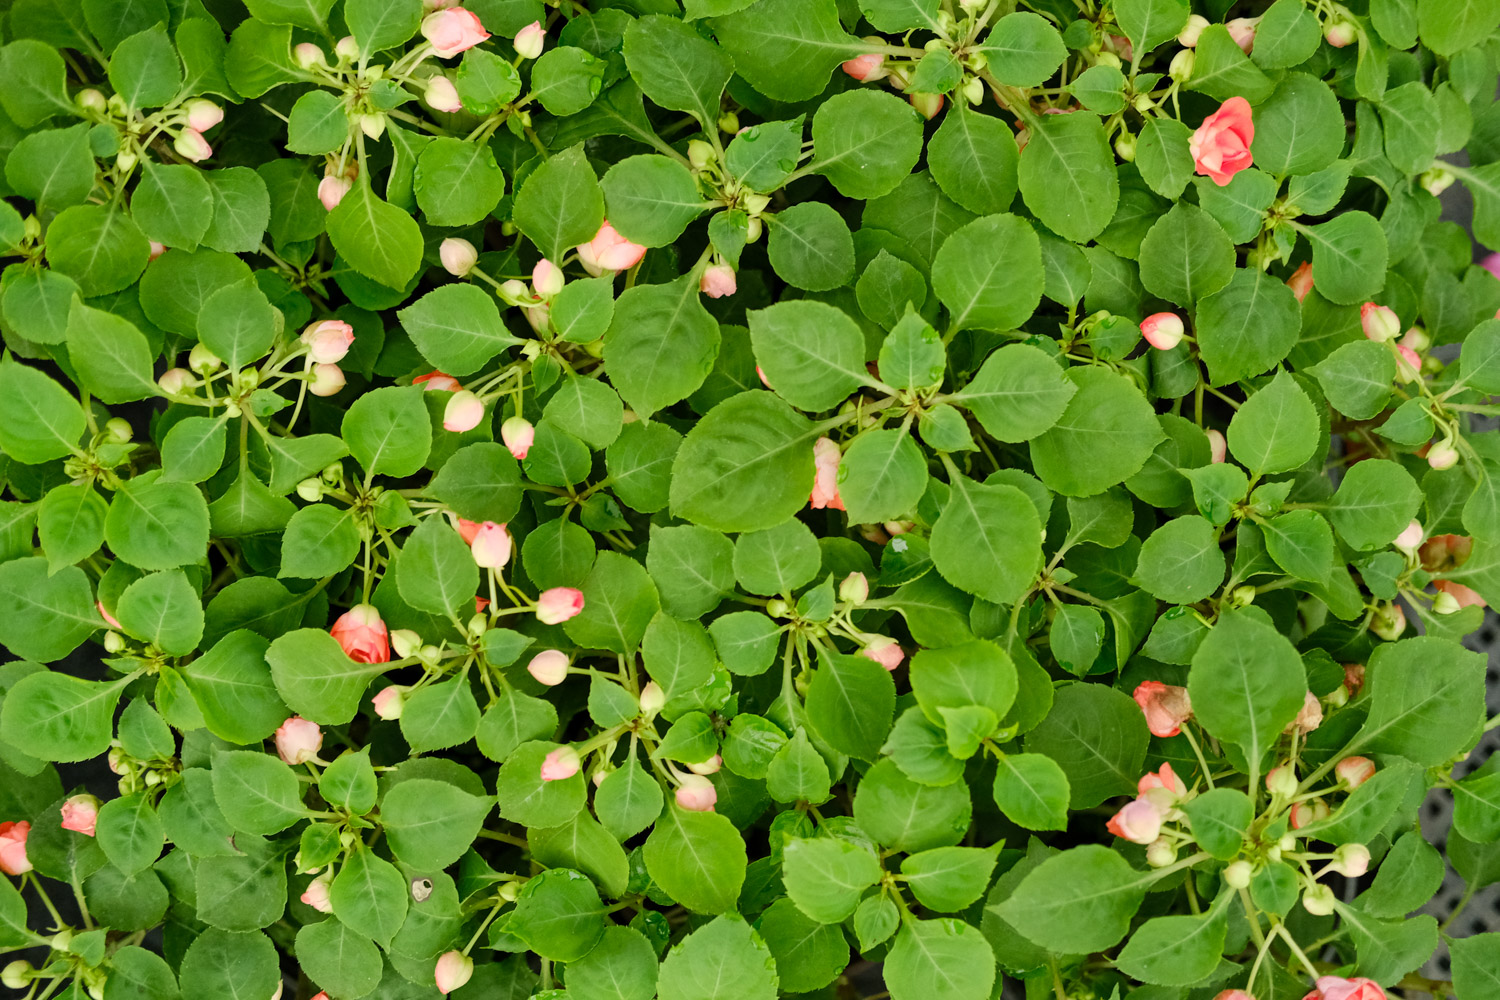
[467,613,488,637]
[1169,49,1195,82]
[688,140,715,171]
[1434,590,1462,614]
[1115,132,1136,162]
[1,961,32,990]
[188,343,222,373]
[839,571,869,605]
[1145,837,1177,868]
[295,43,327,69]
[1370,603,1406,640]
[1223,860,1252,889]
[105,418,132,443]
[961,77,984,106]
[1422,167,1457,197]
[103,630,126,653]
[1331,843,1371,878]
[76,89,107,113]
[1428,441,1460,471]
[335,36,360,61]
[639,681,665,716]
[390,630,421,659]
[1302,883,1337,915]
[1265,764,1298,799]
[296,479,324,502]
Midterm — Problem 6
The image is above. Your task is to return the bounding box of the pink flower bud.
[309,363,345,397]
[470,521,512,569]
[1360,303,1400,342]
[908,92,944,119]
[1106,797,1162,844]
[425,76,463,113]
[1226,17,1259,53]
[687,754,722,776]
[527,649,570,686]
[1370,602,1407,640]
[148,241,167,261]
[439,237,478,277]
[577,221,647,275]
[157,368,195,394]
[1190,97,1254,186]
[1140,312,1185,350]
[1178,14,1209,46]
[1206,428,1227,464]
[174,129,212,162]
[810,436,845,510]
[0,821,31,875]
[1290,798,1328,829]
[1324,20,1357,47]
[318,175,352,211]
[841,52,886,82]
[1335,755,1375,789]
[421,8,490,58]
[1137,762,1187,799]
[1287,261,1314,301]
[639,681,665,715]
[1314,978,1387,1000]
[1213,991,1255,1000]
[452,517,481,545]
[514,20,545,60]
[434,950,474,994]
[98,601,122,629]
[1394,519,1423,555]
[300,872,333,912]
[1395,344,1421,383]
[295,43,327,69]
[532,258,564,297]
[1427,441,1460,471]
[675,774,718,812]
[839,572,869,605]
[1132,680,1193,737]
[700,263,737,299]
[301,320,355,364]
[443,390,485,432]
[184,100,223,132]
[372,686,405,720]
[501,416,535,460]
[60,794,100,836]
[1265,764,1299,798]
[1330,843,1370,878]
[415,370,462,392]
[1285,690,1323,734]
[540,745,581,781]
[859,638,904,671]
[275,716,323,765]
[1434,579,1487,609]
[330,604,391,663]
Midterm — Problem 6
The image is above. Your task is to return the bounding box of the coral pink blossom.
[700,264,737,299]
[1137,763,1187,799]
[275,716,322,766]
[1335,755,1375,789]
[1140,312,1185,350]
[577,222,647,275]
[860,638,904,671]
[329,604,390,663]
[60,795,99,836]
[1189,97,1254,186]
[98,601,122,629]
[1106,797,1162,844]
[454,517,481,545]
[434,950,474,994]
[841,53,885,82]
[470,522,512,569]
[414,370,461,392]
[0,821,32,875]
[301,873,333,912]
[1132,681,1193,737]
[540,746,580,781]
[301,320,354,364]
[501,416,534,459]
[421,8,489,58]
[1360,303,1400,342]
[810,436,844,511]
[1307,977,1386,1000]
[675,774,717,812]
[1288,262,1314,301]
[535,588,584,625]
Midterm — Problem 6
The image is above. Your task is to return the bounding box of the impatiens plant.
[9,0,1500,998]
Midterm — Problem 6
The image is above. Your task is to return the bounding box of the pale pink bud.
[0,821,32,875]
[523,302,550,334]
[443,390,485,432]
[1331,843,1371,878]
[1315,978,1387,1000]
[514,20,545,60]
[301,319,355,364]
[675,774,718,812]
[639,681,665,715]
[1140,312,1185,350]
[700,263,737,299]
[1265,764,1298,798]
[174,129,212,162]
[421,8,490,58]
[372,686,405,720]
[294,43,327,69]
[415,370,462,392]
[335,35,360,60]
[499,278,529,301]
[470,521,512,569]
[1290,798,1328,829]
[1226,17,1259,53]
[1394,520,1423,555]
[1324,20,1357,47]
[309,363,345,397]
[434,950,474,994]
[501,416,535,460]
[841,52,886,82]
[424,76,462,113]
[1371,602,1407,640]
[1178,14,1209,46]
[1206,428,1227,464]
[908,92,944,119]
[1360,303,1400,342]
[329,604,391,663]
[318,175,352,211]
[439,238,478,277]
[97,601,122,629]
[839,572,869,605]
[59,794,100,837]
[577,221,647,275]
[529,259,563,298]
[1132,681,1193,737]
[184,100,223,132]
[860,638,904,671]
[527,649,570,686]
[687,754,722,776]
[300,872,333,912]
[1287,261,1314,301]
[1285,690,1323,734]
[1395,344,1421,383]
[275,716,322,765]
[1335,755,1375,789]
[810,436,844,510]
[1106,797,1162,844]
[157,368,195,394]
[148,241,167,261]
[1427,441,1460,471]
[540,746,581,781]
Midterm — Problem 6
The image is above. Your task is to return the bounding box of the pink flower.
[1324,20,1357,47]
[443,390,485,432]
[1335,755,1375,789]
[184,100,223,132]
[860,638,904,671]
[1290,799,1328,829]
[842,53,885,82]
[532,258,564,297]
[147,241,167,262]
[425,76,462,113]
[1106,797,1162,844]
[300,873,333,913]
[372,686,404,720]
[0,821,31,875]
[501,416,535,460]
[809,436,844,511]
[1482,252,1500,282]
[440,238,477,277]
[514,21,545,60]
[1395,344,1421,382]
[756,365,773,389]
[309,363,345,397]
[1394,519,1424,554]
[318,175,352,211]
[1435,578,1487,609]
[97,601,122,629]
[1427,441,1460,471]
[540,746,580,781]
[1189,97,1254,186]
[301,320,355,364]
[1137,763,1187,799]
[1285,690,1323,734]
[1226,17,1259,53]
[60,794,100,837]
[453,517,481,545]
[1360,303,1400,342]
[470,521,512,569]
[1206,428,1227,464]
[536,587,584,625]
[434,950,474,994]
[1310,978,1386,1000]
[700,264,737,299]
[275,716,322,765]
[527,649,570,686]
[1214,992,1255,1000]
[329,604,391,663]
[174,129,212,162]
[1330,843,1371,878]
[421,8,489,58]
[1132,681,1193,737]
[415,370,462,392]
[294,42,326,68]
[577,221,647,275]
[1140,312,1185,350]
[1288,262,1314,301]
[675,774,717,812]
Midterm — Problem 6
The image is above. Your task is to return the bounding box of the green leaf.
[179,630,286,744]
[1023,682,1148,807]
[605,274,720,417]
[1451,932,1500,1000]
[782,836,882,923]
[1195,268,1302,385]
[96,791,164,875]
[1226,371,1320,475]
[657,914,778,1000]
[1018,110,1119,243]
[1136,116,1195,199]
[1262,509,1334,582]
[279,504,360,580]
[199,278,280,370]
[46,203,152,296]
[755,897,848,993]
[1133,515,1225,603]
[105,477,210,571]
[954,343,1075,443]
[159,416,228,484]
[1115,903,1229,986]
[838,428,929,524]
[381,778,492,869]
[287,91,347,155]
[670,392,818,532]
[885,918,995,1000]
[1417,0,1500,56]
[933,214,1043,332]
[996,845,1148,953]
[266,628,389,725]
[397,515,478,618]
[567,926,659,1000]
[1294,212,1389,305]
[644,807,747,914]
[622,15,733,128]
[177,929,279,1000]
[1030,366,1165,496]
[1138,203,1235,306]
[902,846,998,912]
[1253,0,1323,69]
[931,472,1042,604]
[805,648,897,761]
[749,300,868,411]
[928,104,1019,215]
[6,125,97,215]
[343,385,432,478]
[1351,636,1485,765]
[116,570,203,656]
[1184,25,1274,103]
[600,154,710,248]
[211,750,305,834]
[1114,0,1190,54]
[979,12,1067,87]
[398,283,519,377]
[346,0,423,53]
[0,670,129,762]
[710,0,857,103]
[992,752,1070,831]
[63,301,158,405]
[853,757,972,853]
[295,918,381,999]
[859,0,941,32]
[415,137,507,226]
[1181,787,1254,860]
[1251,73,1345,176]
[244,0,335,30]
[1328,458,1422,550]
[400,677,480,752]
[767,201,855,292]
[0,39,74,126]
[508,868,605,961]
[811,89,924,200]
[513,144,604,263]
[1189,610,1307,777]
[327,181,423,290]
